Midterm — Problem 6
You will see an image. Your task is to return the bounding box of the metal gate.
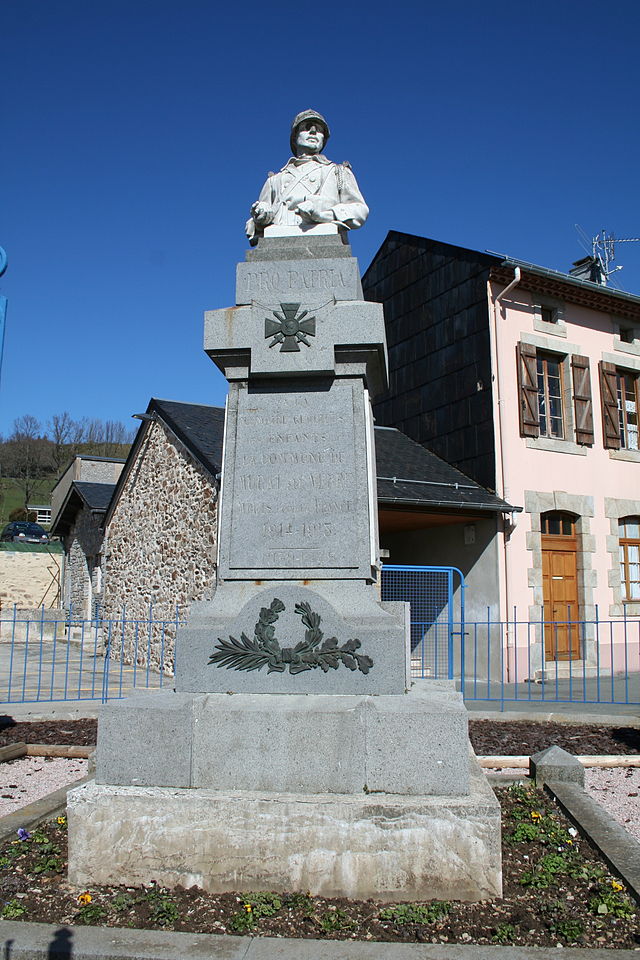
[381,565,465,679]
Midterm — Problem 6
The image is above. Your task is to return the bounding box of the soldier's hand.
[295,199,334,223]
[251,201,273,226]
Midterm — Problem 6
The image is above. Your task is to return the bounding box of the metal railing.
[1,601,638,708]
[0,604,183,704]
[425,608,640,707]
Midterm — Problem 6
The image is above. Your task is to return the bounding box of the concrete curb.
[0,777,89,845]
[545,780,640,906]
[1,922,640,960]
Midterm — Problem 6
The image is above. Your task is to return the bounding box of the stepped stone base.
[68,756,501,902]
[95,683,469,796]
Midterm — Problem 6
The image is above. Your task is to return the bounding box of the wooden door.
[541,518,580,661]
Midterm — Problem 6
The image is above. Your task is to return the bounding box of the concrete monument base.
[95,682,469,796]
[67,754,501,902]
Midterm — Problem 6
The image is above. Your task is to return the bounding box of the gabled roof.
[104,399,226,527]
[149,399,225,479]
[117,399,516,519]
[375,426,517,513]
[50,482,116,538]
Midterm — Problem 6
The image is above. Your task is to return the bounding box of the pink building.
[364,234,640,681]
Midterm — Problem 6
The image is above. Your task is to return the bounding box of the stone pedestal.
[68,234,502,902]
[68,756,501,902]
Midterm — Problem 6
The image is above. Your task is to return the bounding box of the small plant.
[149,896,179,927]
[319,907,358,933]
[243,892,282,918]
[112,892,135,912]
[491,922,517,943]
[283,891,315,916]
[77,902,106,924]
[589,881,634,918]
[1,900,26,919]
[507,822,541,844]
[142,888,180,927]
[379,901,451,925]
[508,784,540,806]
[33,855,64,875]
[519,852,571,888]
[550,918,584,942]
[228,905,256,933]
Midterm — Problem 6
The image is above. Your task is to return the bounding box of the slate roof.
[74,482,117,511]
[50,482,117,537]
[143,400,516,516]
[374,426,517,513]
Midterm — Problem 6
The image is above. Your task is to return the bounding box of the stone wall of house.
[101,420,218,672]
[64,504,105,619]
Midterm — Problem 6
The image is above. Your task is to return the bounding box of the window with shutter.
[599,361,622,449]
[571,355,594,445]
[516,342,539,437]
[536,353,565,438]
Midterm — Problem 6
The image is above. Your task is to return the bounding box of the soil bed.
[0,785,638,947]
[1,717,639,756]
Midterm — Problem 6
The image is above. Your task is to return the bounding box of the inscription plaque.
[220,378,373,578]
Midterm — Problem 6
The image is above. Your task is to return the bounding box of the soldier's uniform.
[246,109,369,243]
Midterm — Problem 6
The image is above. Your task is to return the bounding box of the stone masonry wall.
[65,504,105,620]
[101,420,218,673]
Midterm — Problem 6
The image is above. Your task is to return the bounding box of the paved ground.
[2,922,640,960]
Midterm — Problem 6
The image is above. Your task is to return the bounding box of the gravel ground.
[584,766,640,842]
[0,757,87,815]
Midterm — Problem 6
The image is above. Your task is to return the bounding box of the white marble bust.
[246,109,369,244]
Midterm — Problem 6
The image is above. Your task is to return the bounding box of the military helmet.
[290,109,330,155]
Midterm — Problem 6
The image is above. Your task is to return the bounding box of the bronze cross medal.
[265,303,316,352]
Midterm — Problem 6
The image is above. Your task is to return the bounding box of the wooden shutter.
[516,342,539,437]
[571,355,594,445]
[599,361,621,449]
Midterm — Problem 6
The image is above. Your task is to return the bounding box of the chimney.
[569,256,606,285]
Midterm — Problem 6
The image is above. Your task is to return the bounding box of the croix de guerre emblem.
[264,302,316,352]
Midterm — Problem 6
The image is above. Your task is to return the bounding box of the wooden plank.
[0,742,27,763]
[25,744,93,759]
[479,755,640,769]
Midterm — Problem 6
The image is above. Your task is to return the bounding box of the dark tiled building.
[363,232,500,490]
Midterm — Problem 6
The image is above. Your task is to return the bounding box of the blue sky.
[2,0,639,437]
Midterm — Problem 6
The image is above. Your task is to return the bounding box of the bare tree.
[48,411,76,473]
[2,415,54,507]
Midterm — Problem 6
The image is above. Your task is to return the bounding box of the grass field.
[0,477,57,527]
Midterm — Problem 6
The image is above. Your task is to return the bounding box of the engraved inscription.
[242,267,350,294]
[227,385,368,571]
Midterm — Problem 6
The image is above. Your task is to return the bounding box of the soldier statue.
[246,109,369,244]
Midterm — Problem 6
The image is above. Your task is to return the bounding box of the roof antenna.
[574,226,640,287]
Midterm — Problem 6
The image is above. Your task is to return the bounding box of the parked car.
[0,521,50,544]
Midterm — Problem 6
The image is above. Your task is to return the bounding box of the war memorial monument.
[67,110,502,901]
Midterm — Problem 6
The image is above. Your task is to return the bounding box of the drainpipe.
[490,267,521,678]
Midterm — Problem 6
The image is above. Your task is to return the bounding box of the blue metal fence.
[0,604,182,704]
[1,589,638,708]
[381,565,465,680]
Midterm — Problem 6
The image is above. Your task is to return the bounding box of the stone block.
[529,745,585,789]
[204,299,387,389]
[246,234,352,261]
[68,757,501,902]
[236,256,363,305]
[96,693,200,788]
[215,378,374,580]
[191,694,367,794]
[362,688,469,795]
[96,684,469,796]
[174,583,409,696]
